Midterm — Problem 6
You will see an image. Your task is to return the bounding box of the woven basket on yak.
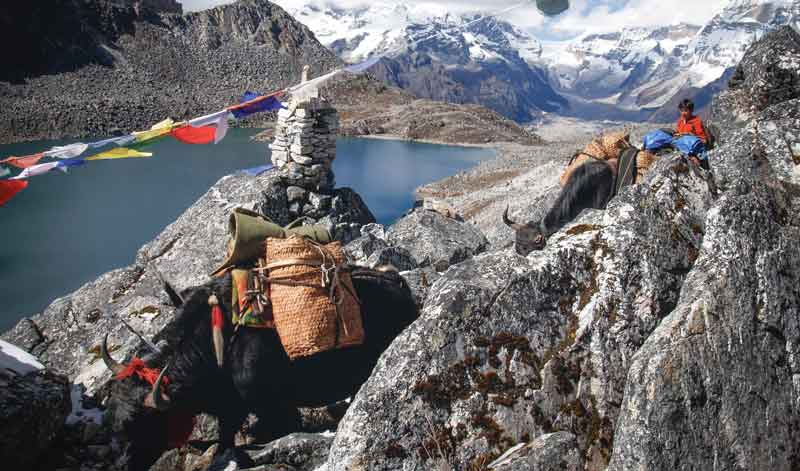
[263,235,363,359]
[582,130,631,161]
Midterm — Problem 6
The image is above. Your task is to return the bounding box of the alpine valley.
[276,0,800,122]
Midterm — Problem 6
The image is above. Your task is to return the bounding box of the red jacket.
[676,115,707,143]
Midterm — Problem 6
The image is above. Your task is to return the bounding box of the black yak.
[103,267,418,470]
[504,160,615,255]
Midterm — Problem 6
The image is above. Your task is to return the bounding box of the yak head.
[102,334,188,471]
[503,207,546,255]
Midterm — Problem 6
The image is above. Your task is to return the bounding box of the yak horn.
[147,361,172,410]
[502,206,526,231]
[101,334,125,375]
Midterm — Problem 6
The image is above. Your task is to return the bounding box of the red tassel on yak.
[209,295,225,367]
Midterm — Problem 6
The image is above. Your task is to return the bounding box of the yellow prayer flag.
[133,118,177,143]
[85,148,154,160]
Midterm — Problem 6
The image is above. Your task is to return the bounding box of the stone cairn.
[269,97,340,219]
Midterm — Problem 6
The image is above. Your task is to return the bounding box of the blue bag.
[643,129,674,151]
[672,135,706,157]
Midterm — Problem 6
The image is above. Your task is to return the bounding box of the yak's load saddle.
[210,208,363,360]
[560,130,663,194]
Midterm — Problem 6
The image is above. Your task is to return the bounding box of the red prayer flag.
[0,153,45,169]
[0,179,28,206]
[171,125,216,145]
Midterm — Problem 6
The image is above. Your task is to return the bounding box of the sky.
[180,0,729,40]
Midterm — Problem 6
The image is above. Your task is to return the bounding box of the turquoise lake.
[0,130,493,331]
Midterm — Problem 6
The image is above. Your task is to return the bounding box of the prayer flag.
[345,56,382,74]
[0,153,45,169]
[134,118,176,144]
[0,166,9,178]
[10,161,61,180]
[171,125,216,145]
[0,179,28,207]
[229,92,284,118]
[189,111,228,144]
[88,135,136,149]
[44,143,89,159]
[56,158,86,171]
[86,148,153,160]
[287,69,341,103]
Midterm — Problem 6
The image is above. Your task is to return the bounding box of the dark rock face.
[386,208,489,272]
[0,0,341,143]
[0,368,71,468]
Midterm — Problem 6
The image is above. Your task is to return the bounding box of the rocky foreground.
[3,25,800,471]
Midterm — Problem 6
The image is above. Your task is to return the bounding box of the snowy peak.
[277,0,543,66]
[685,0,800,85]
[275,0,560,122]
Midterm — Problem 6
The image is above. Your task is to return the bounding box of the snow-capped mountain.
[276,0,800,122]
[543,0,800,117]
[273,0,565,122]
[541,24,701,110]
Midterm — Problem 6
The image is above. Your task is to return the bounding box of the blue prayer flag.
[230,92,284,119]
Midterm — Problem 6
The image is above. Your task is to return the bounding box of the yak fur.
[105,268,419,470]
[505,160,615,255]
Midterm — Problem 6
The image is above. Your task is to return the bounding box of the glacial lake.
[0,129,493,331]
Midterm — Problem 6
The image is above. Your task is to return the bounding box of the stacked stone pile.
[270,97,340,219]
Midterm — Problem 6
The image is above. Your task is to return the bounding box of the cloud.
[181,0,729,39]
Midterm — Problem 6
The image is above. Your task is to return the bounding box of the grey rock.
[323,153,713,470]
[398,266,441,308]
[366,247,419,272]
[343,233,389,265]
[246,433,333,471]
[711,26,800,134]
[608,186,800,469]
[386,208,489,272]
[286,186,308,203]
[0,368,71,469]
[308,192,332,212]
[360,223,387,240]
[290,154,314,165]
[490,432,580,471]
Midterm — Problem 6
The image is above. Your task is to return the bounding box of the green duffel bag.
[210,208,332,277]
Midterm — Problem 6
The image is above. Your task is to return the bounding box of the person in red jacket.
[675,98,707,166]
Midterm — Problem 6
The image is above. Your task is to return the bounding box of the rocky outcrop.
[386,208,488,272]
[313,26,800,471]
[344,209,489,307]
[324,152,713,470]
[0,341,71,469]
[711,25,800,134]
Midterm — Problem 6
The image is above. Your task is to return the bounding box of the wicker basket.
[264,235,363,359]
[582,131,631,161]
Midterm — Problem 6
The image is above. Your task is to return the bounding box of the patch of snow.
[0,339,44,374]
[320,430,336,437]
